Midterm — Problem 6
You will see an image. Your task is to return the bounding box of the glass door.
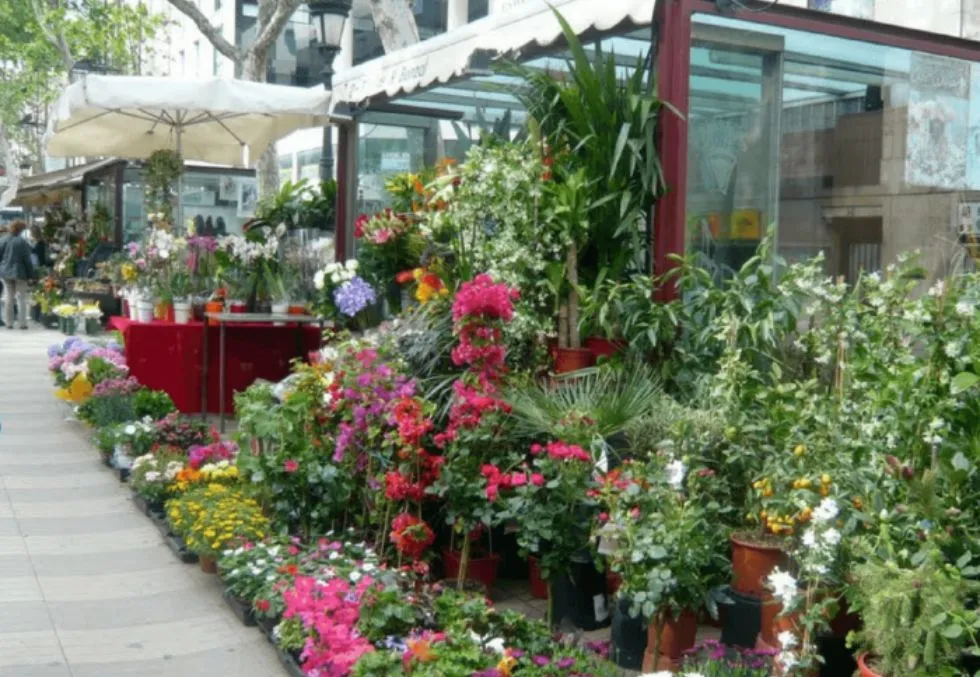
[686,23,784,277]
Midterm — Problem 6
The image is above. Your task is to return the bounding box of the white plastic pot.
[271,301,289,326]
[173,301,192,324]
[136,299,154,323]
[127,296,138,320]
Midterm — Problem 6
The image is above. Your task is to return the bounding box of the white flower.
[666,458,686,490]
[777,630,798,650]
[955,301,974,317]
[275,223,287,237]
[124,425,136,435]
[813,498,839,523]
[822,528,841,546]
[944,342,962,358]
[767,568,799,608]
[777,651,799,672]
[144,471,161,482]
[345,259,358,271]
[802,529,817,548]
[349,571,362,583]
[485,637,505,654]
[314,270,326,290]
[929,280,946,297]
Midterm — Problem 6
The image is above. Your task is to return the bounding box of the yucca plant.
[503,8,667,285]
[506,362,663,453]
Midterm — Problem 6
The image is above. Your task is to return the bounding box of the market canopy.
[11,158,119,208]
[45,75,335,167]
[332,0,657,104]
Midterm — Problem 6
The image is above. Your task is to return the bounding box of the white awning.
[333,0,658,105]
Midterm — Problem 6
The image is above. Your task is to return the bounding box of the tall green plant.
[505,8,666,284]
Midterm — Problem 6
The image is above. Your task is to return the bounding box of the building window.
[214,0,221,10]
[686,14,980,283]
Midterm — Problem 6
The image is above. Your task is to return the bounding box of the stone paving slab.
[0,328,287,677]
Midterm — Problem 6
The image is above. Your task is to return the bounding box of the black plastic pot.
[817,636,856,677]
[118,467,130,483]
[275,646,305,677]
[720,588,762,649]
[610,596,647,669]
[223,589,256,627]
[552,551,610,631]
[256,614,278,641]
[163,532,198,564]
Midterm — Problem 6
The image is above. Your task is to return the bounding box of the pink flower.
[510,473,527,487]
[284,459,299,473]
[530,473,545,486]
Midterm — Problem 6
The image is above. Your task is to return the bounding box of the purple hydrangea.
[332,276,376,317]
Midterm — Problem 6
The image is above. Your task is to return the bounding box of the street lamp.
[308,0,351,182]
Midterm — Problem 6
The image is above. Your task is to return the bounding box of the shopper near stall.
[0,220,36,330]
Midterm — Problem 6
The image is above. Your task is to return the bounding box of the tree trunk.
[242,49,279,199]
[566,242,580,349]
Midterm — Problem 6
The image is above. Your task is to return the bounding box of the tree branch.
[251,0,303,58]
[165,0,244,64]
[30,0,73,72]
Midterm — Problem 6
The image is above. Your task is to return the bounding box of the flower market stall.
[39,11,980,677]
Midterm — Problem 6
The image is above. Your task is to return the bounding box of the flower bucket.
[127,299,138,320]
[551,551,610,631]
[610,596,647,670]
[199,555,218,574]
[271,301,289,326]
[153,301,172,321]
[642,609,698,670]
[84,318,100,335]
[173,301,192,324]
[857,654,881,677]
[585,336,627,359]
[553,347,595,373]
[288,304,307,315]
[731,532,787,596]
[441,548,501,594]
[62,317,77,335]
[228,300,247,314]
[205,300,224,325]
[136,300,154,323]
[528,556,548,600]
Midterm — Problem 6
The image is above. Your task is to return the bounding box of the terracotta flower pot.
[553,347,595,373]
[199,555,217,574]
[606,571,623,596]
[288,304,307,316]
[647,609,698,660]
[731,532,787,596]
[585,336,627,359]
[441,548,501,594]
[205,300,224,325]
[528,556,548,600]
[857,654,881,677]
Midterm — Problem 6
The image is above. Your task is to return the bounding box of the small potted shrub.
[847,545,980,677]
[130,448,186,515]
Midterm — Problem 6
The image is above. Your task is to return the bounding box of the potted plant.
[170,271,193,324]
[578,270,629,359]
[431,274,520,592]
[493,439,603,630]
[597,456,729,671]
[167,483,269,574]
[847,544,980,677]
[541,166,595,373]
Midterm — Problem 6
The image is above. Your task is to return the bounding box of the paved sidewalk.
[0,328,286,677]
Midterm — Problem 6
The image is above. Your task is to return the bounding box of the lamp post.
[308,0,351,182]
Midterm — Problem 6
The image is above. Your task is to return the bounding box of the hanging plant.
[144,150,183,223]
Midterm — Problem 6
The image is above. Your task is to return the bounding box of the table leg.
[201,317,209,420]
[218,320,226,434]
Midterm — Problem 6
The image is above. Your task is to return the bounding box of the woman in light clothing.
[0,220,36,330]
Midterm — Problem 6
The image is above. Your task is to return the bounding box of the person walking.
[0,220,36,330]
[27,225,49,269]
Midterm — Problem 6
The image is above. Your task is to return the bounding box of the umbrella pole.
[175,118,183,232]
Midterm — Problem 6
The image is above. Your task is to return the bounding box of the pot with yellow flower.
[166,483,268,574]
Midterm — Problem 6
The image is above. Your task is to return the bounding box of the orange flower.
[404,638,435,667]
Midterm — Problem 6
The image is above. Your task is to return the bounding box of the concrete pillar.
[447,0,468,30]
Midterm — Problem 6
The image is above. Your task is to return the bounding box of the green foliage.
[132,388,175,420]
[848,545,980,676]
[505,7,665,284]
[255,179,336,231]
[506,362,662,450]
[77,393,134,428]
[144,150,182,222]
[357,587,421,642]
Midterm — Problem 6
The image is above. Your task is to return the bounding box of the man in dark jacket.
[0,220,36,330]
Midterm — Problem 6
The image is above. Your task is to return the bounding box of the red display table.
[107,316,321,415]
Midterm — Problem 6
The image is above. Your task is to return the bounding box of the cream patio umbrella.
[45,74,334,167]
